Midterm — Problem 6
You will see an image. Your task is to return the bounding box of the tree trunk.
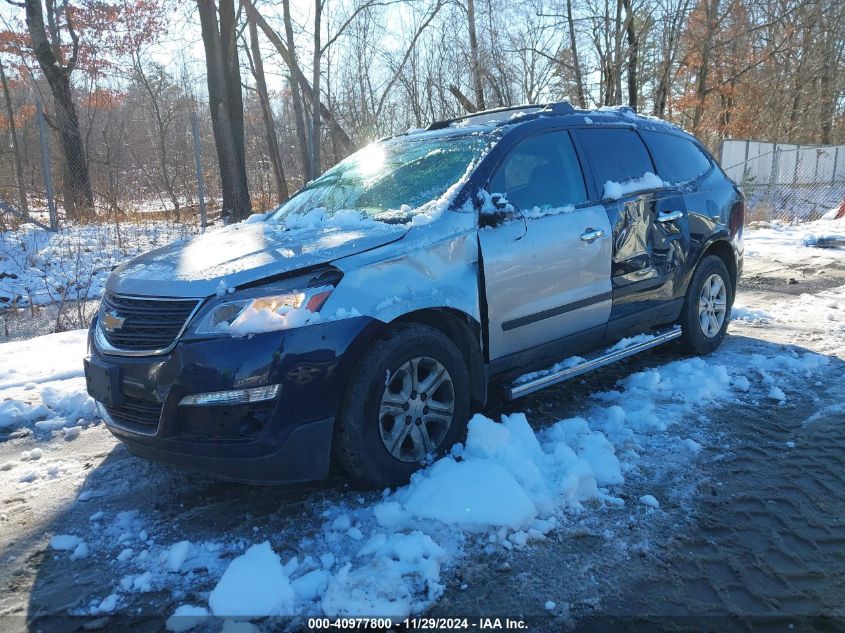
[24,0,94,220]
[197,0,251,222]
[466,0,485,111]
[248,17,289,202]
[622,0,638,110]
[0,60,29,216]
[311,0,322,178]
[280,0,311,183]
[692,0,720,135]
[565,0,586,109]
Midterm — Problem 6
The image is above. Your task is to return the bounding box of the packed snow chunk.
[63,426,81,441]
[374,501,410,529]
[209,541,294,618]
[291,569,330,601]
[166,540,192,572]
[132,571,153,592]
[768,386,787,402]
[50,534,83,551]
[21,448,43,461]
[166,605,210,633]
[603,172,665,201]
[0,400,50,429]
[402,457,536,529]
[70,541,89,560]
[732,304,773,323]
[96,594,119,614]
[639,495,660,509]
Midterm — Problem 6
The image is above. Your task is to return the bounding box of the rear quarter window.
[575,127,655,186]
[640,130,713,184]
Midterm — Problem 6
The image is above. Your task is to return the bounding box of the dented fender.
[322,211,481,325]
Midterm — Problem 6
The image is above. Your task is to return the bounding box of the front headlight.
[192,286,334,336]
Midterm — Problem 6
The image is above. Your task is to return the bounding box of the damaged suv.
[84,102,744,487]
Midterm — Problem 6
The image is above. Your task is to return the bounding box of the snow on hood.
[106,220,408,298]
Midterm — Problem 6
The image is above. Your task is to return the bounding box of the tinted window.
[641,130,712,183]
[489,131,587,212]
[576,128,655,187]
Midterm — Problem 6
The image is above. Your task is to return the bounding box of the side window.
[576,128,655,189]
[640,130,712,184]
[489,130,588,212]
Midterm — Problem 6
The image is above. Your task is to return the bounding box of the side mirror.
[479,193,517,228]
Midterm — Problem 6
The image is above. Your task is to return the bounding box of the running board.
[508,326,683,400]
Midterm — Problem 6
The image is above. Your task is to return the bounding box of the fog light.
[179,384,281,407]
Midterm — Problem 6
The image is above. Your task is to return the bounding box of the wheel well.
[392,309,487,408]
[702,240,737,293]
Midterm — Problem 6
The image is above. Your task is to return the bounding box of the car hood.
[106,221,408,298]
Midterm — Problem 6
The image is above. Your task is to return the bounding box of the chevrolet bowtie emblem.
[102,312,126,332]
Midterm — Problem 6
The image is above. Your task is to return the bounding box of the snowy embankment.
[0,215,843,626]
[0,223,195,307]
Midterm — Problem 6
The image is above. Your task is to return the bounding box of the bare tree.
[196,0,251,222]
[0,59,28,216]
[18,0,94,220]
[246,16,289,202]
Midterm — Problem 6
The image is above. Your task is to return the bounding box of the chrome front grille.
[98,292,201,354]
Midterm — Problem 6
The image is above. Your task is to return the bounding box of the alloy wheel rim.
[698,273,728,338]
[378,356,455,463]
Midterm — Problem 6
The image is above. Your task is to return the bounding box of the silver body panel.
[325,211,481,323]
[478,204,612,360]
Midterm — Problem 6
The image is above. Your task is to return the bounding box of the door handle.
[658,210,684,223]
[580,228,604,243]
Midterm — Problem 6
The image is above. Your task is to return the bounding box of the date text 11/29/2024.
[307,617,529,629]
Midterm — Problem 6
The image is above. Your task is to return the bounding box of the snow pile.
[603,172,667,200]
[0,329,97,434]
[193,348,829,620]
[209,542,294,617]
[732,303,773,324]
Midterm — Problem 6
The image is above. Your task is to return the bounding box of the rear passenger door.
[574,127,690,335]
[478,129,612,362]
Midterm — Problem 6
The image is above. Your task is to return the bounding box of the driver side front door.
[478,129,612,366]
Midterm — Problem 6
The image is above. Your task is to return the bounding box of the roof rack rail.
[426,101,575,131]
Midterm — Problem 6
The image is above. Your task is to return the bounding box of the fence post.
[767,145,780,223]
[190,110,207,233]
[35,98,58,231]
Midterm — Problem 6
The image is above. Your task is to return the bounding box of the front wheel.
[334,323,470,488]
[679,255,733,355]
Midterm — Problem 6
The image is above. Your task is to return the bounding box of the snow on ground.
[743,217,845,266]
[0,215,843,625]
[0,223,197,307]
[0,329,99,449]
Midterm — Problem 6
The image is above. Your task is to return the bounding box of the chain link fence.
[719,139,845,223]
[0,99,221,233]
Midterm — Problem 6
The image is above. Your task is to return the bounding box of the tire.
[334,323,470,488]
[679,254,733,355]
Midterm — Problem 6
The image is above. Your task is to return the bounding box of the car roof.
[383,101,696,145]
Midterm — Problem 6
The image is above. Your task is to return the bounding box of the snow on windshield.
[271,132,497,228]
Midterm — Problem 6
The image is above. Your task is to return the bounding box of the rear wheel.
[679,255,733,354]
[335,323,470,488]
